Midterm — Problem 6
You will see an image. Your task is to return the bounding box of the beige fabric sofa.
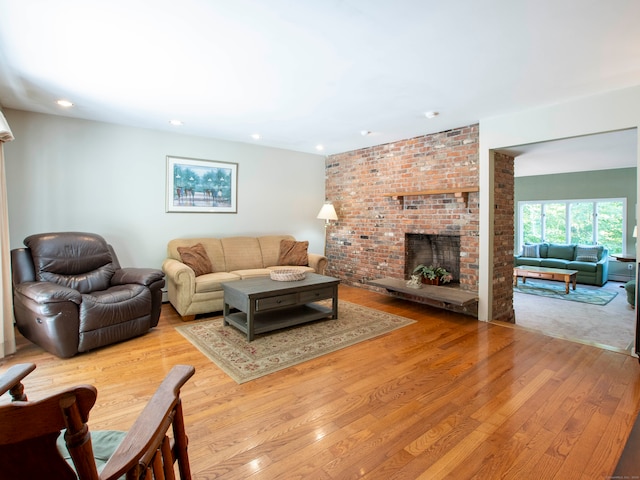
[162,235,327,320]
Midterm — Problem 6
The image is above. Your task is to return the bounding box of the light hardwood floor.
[2,284,640,479]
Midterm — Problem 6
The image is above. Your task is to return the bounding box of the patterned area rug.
[175,300,416,383]
[514,279,617,305]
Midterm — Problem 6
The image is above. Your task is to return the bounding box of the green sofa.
[514,243,609,286]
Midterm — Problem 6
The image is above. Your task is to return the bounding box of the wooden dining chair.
[0,363,195,480]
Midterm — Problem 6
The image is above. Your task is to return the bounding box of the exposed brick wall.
[492,152,516,323]
[324,125,480,309]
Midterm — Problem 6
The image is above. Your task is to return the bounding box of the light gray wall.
[3,109,327,269]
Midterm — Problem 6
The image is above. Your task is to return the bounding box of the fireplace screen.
[405,234,460,282]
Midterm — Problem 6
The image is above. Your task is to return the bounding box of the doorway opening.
[499,128,638,354]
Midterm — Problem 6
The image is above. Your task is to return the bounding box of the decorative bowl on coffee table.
[270,269,306,282]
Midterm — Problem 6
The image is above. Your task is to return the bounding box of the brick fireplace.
[324,124,479,298]
[323,123,515,322]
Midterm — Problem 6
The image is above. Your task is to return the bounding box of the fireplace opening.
[405,234,460,283]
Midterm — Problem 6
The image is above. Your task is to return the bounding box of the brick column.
[492,152,515,323]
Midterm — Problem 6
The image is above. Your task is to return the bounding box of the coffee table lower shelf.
[224,303,334,338]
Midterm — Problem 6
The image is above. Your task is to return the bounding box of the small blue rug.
[514,279,617,306]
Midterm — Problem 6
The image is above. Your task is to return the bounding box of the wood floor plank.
[2,284,640,479]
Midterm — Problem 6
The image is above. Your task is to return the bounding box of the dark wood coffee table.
[513,266,578,294]
[221,273,339,341]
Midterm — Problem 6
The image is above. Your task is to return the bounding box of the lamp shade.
[317,203,338,221]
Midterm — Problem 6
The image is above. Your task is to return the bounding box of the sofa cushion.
[521,244,540,258]
[168,238,227,272]
[547,243,575,261]
[538,243,549,257]
[567,261,597,272]
[278,240,309,266]
[230,268,272,279]
[540,259,570,269]
[177,243,214,277]
[258,235,296,267]
[575,245,601,262]
[195,272,240,293]
[221,237,263,271]
[515,257,543,267]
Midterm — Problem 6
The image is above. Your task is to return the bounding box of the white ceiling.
[505,129,638,177]
[0,0,639,162]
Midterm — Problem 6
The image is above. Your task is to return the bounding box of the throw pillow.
[521,244,540,258]
[278,240,309,266]
[575,245,600,263]
[177,243,214,276]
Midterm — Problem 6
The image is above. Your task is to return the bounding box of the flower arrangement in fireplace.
[412,264,453,285]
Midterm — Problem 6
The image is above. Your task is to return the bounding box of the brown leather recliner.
[11,232,165,358]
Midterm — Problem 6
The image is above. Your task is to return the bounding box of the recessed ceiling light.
[169,119,183,126]
[425,111,439,119]
[360,130,371,136]
[315,144,324,151]
[251,134,261,140]
[56,99,73,107]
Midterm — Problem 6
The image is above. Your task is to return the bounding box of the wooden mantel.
[383,187,479,207]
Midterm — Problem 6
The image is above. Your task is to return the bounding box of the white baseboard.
[609,274,634,282]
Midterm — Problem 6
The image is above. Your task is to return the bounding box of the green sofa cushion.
[575,245,602,262]
[517,257,543,267]
[540,259,570,269]
[521,244,540,257]
[568,260,597,272]
[538,243,549,257]
[547,243,576,261]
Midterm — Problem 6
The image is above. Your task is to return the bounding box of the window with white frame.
[517,198,625,255]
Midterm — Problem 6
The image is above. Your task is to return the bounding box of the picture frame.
[166,156,238,213]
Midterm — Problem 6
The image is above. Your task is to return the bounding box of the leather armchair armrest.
[15,282,82,304]
[11,248,36,285]
[111,268,164,287]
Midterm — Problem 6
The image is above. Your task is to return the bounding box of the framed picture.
[166,156,238,213]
